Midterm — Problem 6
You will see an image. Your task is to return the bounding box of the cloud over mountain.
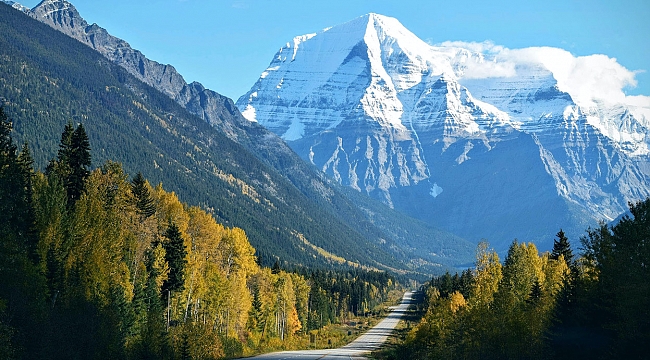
[440,40,648,109]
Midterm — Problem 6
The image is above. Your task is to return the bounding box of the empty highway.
[240,291,414,360]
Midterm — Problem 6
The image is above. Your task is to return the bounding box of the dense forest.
[0,109,400,359]
[392,200,649,359]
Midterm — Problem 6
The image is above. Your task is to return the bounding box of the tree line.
[0,108,399,359]
[396,200,649,359]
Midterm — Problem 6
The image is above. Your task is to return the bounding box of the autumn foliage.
[0,117,398,359]
[398,200,650,359]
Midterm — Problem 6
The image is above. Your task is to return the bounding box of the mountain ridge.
[237,13,650,250]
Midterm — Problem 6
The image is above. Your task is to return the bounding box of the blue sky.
[19,0,650,101]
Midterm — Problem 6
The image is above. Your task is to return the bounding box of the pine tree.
[56,122,75,167]
[0,107,34,253]
[249,283,264,333]
[131,172,156,218]
[179,332,191,360]
[271,260,281,274]
[527,280,543,305]
[162,221,187,297]
[68,123,91,204]
[550,229,573,266]
[0,106,20,233]
[49,122,92,207]
[17,143,37,258]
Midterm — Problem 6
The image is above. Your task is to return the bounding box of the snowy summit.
[237,13,650,250]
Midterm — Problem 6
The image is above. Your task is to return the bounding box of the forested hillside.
[0,112,401,359]
[390,202,649,359]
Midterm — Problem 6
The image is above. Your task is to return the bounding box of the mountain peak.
[327,12,425,48]
[30,0,86,29]
[34,0,76,11]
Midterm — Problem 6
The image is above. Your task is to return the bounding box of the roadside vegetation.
[376,199,650,359]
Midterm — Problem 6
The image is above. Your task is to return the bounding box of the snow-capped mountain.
[237,13,650,250]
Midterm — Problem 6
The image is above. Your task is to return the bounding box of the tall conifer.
[162,221,187,297]
[550,229,573,266]
[68,123,91,204]
[50,122,92,207]
[131,172,156,218]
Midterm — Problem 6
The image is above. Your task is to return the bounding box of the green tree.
[580,198,650,357]
[162,221,188,298]
[131,172,156,218]
[48,122,92,207]
[0,108,35,254]
[550,229,573,266]
[0,107,49,360]
[527,280,543,305]
[68,123,91,204]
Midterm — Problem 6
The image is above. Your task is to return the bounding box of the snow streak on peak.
[2,0,29,12]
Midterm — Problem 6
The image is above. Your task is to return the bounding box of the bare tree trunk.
[183,276,194,322]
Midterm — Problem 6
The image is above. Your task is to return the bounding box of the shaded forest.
[0,110,399,359]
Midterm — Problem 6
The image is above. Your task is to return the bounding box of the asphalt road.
[239,291,414,360]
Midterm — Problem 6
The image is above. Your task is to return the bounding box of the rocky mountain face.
[237,13,650,250]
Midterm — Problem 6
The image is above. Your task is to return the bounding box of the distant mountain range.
[236,13,650,251]
[1,1,475,275]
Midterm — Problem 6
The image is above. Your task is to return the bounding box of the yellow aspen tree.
[290,273,310,331]
[470,242,502,308]
[541,253,569,298]
[152,184,189,235]
[449,291,466,314]
[66,166,133,304]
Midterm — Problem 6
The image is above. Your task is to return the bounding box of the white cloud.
[437,40,506,54]
[625,95,650,108]
[462,58,517,79]
[437,41,647,108]
[509,47,638,107]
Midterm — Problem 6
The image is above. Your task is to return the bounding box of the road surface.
[240,291,414,360]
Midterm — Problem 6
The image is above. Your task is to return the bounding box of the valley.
[1,1,649,359]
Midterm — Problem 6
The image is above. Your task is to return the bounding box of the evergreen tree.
[17,143,37,259]
[0,107,34,253]
[56,122,75,168]
[179,332,191,360]
[68,123,91,204]
[527,280,543,305]
[0,107,49,360]
[0,106,21,235]
[49,122,92,207]
[17,143,34,196]
[131,172,156,218]
[580,199,650,357]
[271,259,281,274]
[162,221,188,298]
[550,229,573,266]
[248,284,265,333]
